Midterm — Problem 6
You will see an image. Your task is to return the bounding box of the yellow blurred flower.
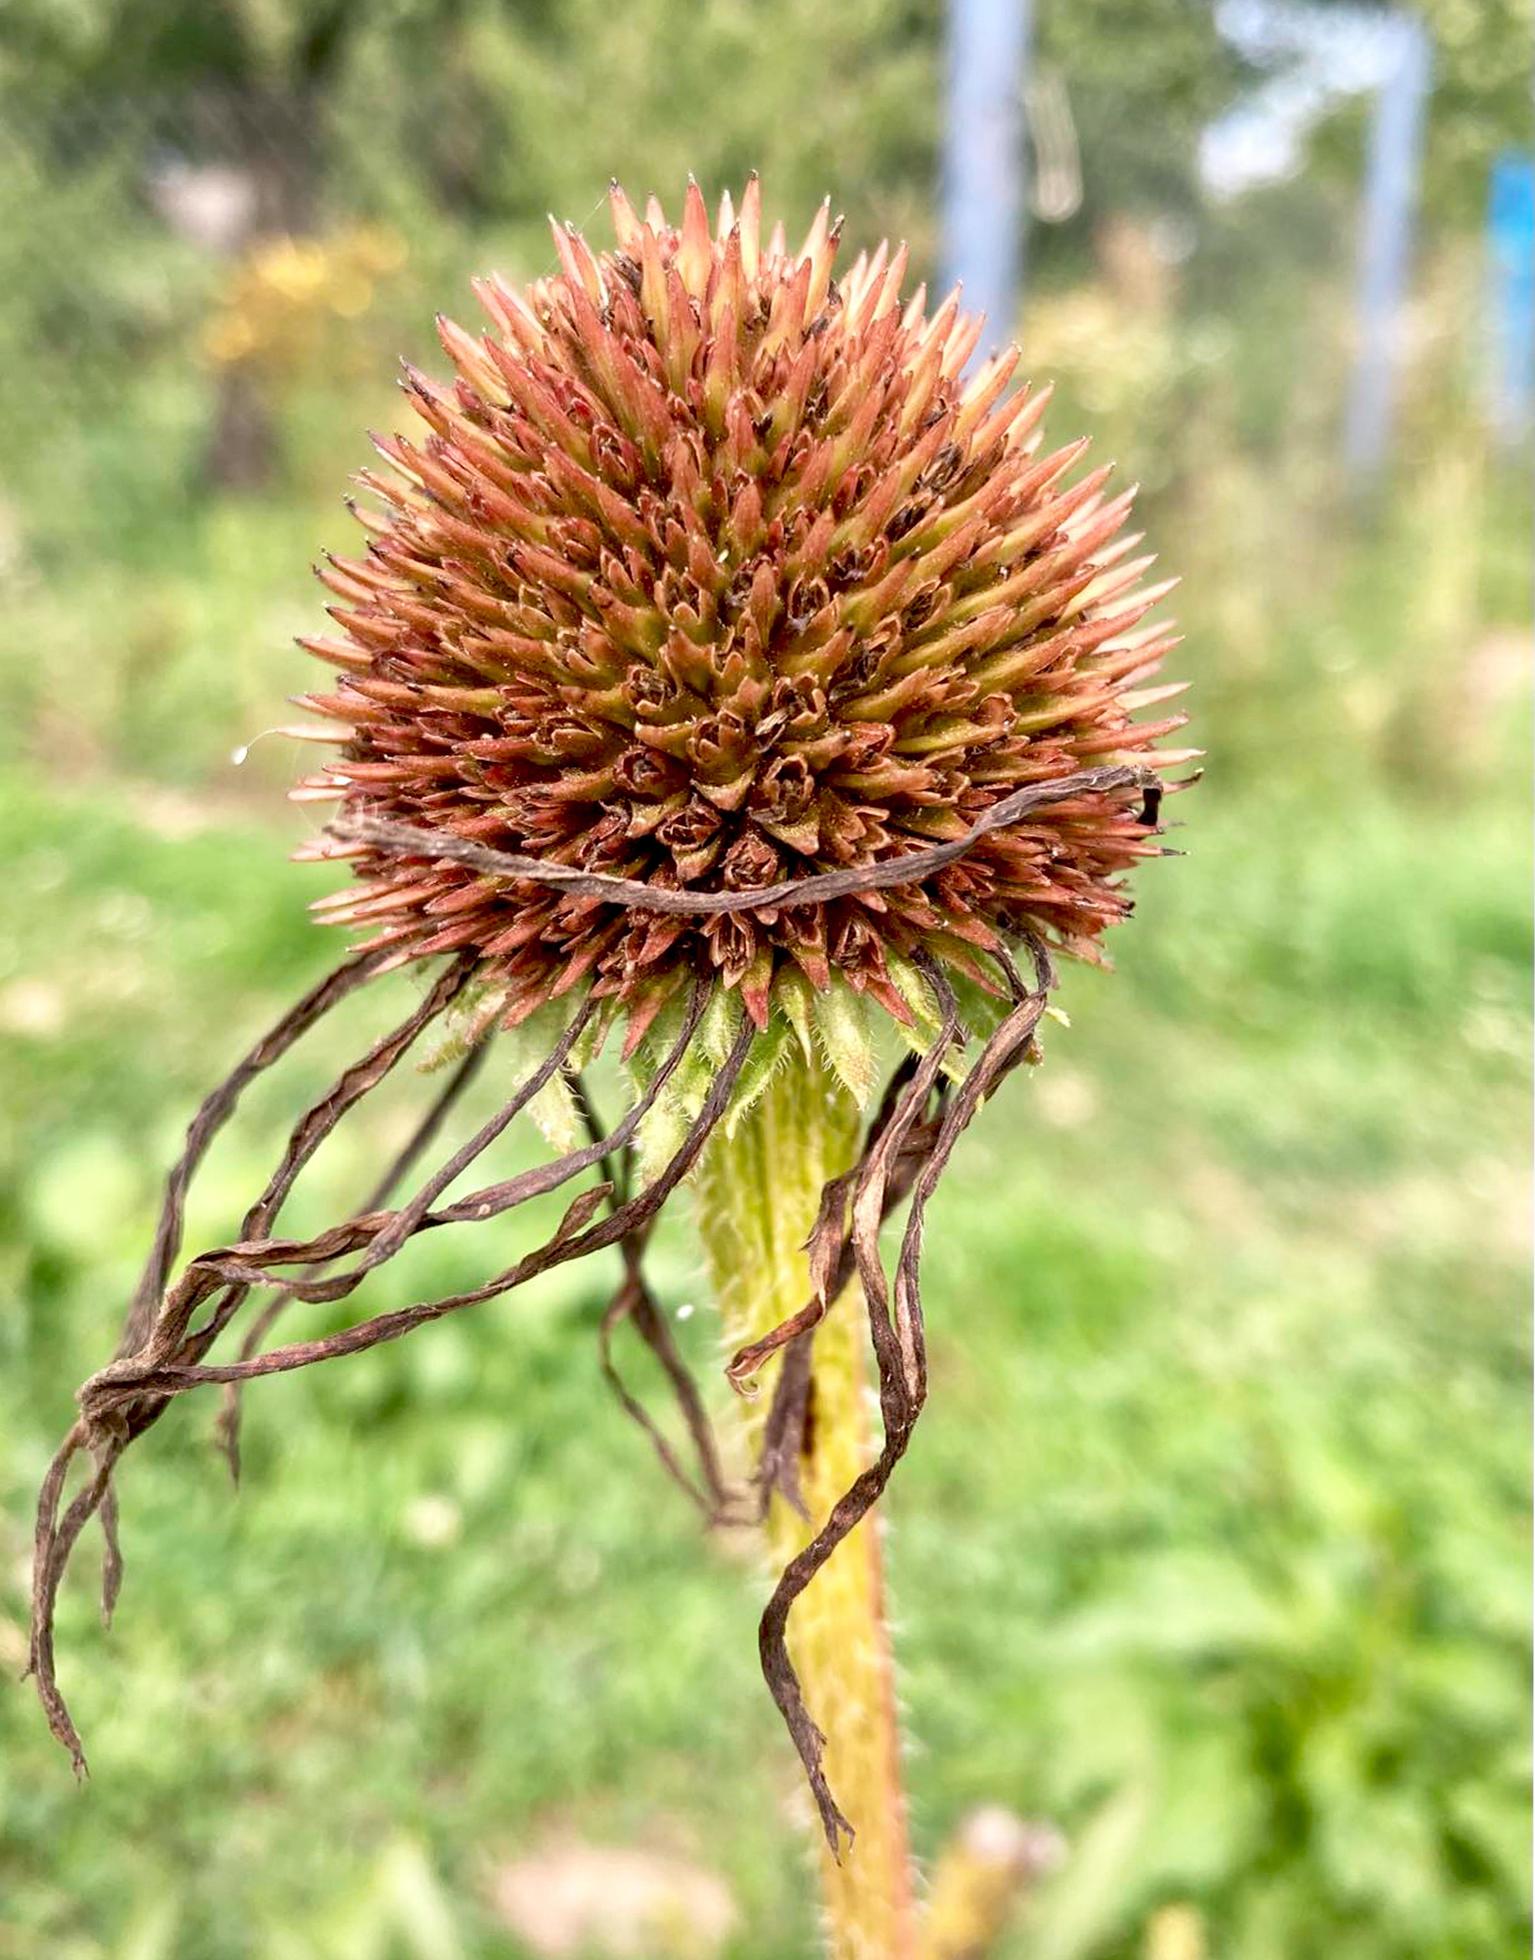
[202,224,408,373]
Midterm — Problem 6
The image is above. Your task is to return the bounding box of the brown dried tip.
[296,181,1189,1032]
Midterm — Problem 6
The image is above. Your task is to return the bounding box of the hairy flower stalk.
[31,178,1190,1948]
[696,1046,916,1955]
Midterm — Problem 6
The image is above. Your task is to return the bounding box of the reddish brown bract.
[296,180,1187,1030]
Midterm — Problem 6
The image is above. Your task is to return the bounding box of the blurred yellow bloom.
[202,225,408,373]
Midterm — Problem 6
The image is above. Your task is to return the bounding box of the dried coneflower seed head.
[296,178,1188,1033]
[33,184,1194,1864]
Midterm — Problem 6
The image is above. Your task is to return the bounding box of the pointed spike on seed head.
[998,376,1053,453]
[872,243,909,323]
[1086,546,1152,593]
[1092,531,1147,573]
[738,172,761,280]
[799,197,831,268]
[1065,484,1139,551]
[678,176,713,293]
[914,284,962,362]
[1103,620,1175,657]
[841,248,871,312]
[551,215,603,302]
[960,343,1018,405]
[1116,573,1181,616]
[472,272,544,351]
[290,838,360,863]
[398,357,450,407]
[608,178,641,247]
[941,308,985,378]
[954,347,1020,441]
[1068,554,1157,617]
[1120,680,1192,712]
[435,312,503,397]
[802,212,842,325]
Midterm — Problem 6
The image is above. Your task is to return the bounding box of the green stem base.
[695,1042,917,1960]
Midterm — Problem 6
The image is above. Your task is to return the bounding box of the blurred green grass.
[0,218,1530,1960]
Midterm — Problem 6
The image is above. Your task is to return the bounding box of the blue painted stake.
[1486,152,1535,442]
[1343,12,1433,482]
[942,0,1033,361]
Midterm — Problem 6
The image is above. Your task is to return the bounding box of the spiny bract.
[295,179,1189,1036]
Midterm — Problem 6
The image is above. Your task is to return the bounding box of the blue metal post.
[942,0,1033,359]
[1486,152,1535,443]
[1343,12,1434,481]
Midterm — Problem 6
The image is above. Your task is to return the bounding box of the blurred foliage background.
[0,2,1529,1956]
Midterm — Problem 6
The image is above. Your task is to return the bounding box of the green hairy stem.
[696,1042,918,1959]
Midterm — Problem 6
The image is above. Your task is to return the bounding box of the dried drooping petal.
[297,179,1187,1029]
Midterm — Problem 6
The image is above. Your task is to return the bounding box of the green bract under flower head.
[295,179,1188,1038]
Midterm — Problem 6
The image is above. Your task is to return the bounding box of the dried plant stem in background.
[698,1046,917,1957]
[919,1808,1065,1958]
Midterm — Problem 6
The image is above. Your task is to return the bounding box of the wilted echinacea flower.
[33,180,1189,1918]
[296,182,1182,1023]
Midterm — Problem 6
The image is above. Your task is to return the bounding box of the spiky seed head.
[296,179,1189,1033]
